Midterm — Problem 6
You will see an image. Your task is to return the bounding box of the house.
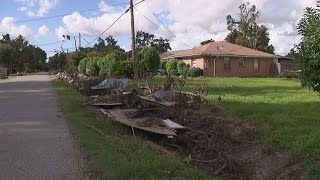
[277,56,301,76]
[0,66,7,76]
[161,41,279,77]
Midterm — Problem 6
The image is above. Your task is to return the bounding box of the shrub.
[78,57,90,74]
[284,71,300,78]
[137,47,160,75]
[188,67,203,77]
[86,57,99,77]
[98,52,128,78]
[177,61,188,76]
[166,59,179,76]
[159,61,167,69]
[66,51,86,68]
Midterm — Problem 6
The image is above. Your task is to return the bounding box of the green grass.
[153,76,320,178]
[52,80,210,180]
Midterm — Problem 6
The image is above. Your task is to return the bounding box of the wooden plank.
[138,95,175,107]
[100,109,113,118]
[92,103,122,106]
[107,109,177,136]
[163,119,186,129]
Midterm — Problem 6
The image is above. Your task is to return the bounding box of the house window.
[254,59,260,70]
[224,57,231,70]
[239,57,245,67]
[204,60,209,69]
[191,58,196,67]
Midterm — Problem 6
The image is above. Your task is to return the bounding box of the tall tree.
[200,39,215,45]
[297,1,320,92]
[93,36,125,54]
[286,43,303,62]
[48,52,67,71]
[136,31,171,53]
[225,2,274,54]
[0,34,47,73]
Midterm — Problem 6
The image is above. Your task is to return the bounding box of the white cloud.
[55,0,317,55]
[37,25,49,36]
[15,0,59,17]
[0,17,33,38]
[27,11,36,17]
[98,0,115,13]
[18,6,28,12]
[37,0,59,17]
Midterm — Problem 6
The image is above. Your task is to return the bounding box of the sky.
[0,0,317,57]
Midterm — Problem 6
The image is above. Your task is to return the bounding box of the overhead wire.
[34,41,62,47]
[2,1,129,24]
[82,0,146,47]
[136,1,203,54]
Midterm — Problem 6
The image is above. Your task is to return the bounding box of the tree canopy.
[136,31,171,54]
[225,2,274,54]
[200,39,215,45]
[297,1,320,92]
[0,34,47,73]
[93,35,125,54]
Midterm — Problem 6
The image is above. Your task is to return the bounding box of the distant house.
[0,66,7,76]
[277,56,301,76]
[161,41,279,77]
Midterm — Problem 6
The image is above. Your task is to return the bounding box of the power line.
[83,0,146,47]
[135,1,201,54]
[144,1,177,39]
[46,0,145,54]
[134,7,159,28]
[2,1,129,25]
[83,10,129,47]
[35,41,62,47]
[80,35,91,46]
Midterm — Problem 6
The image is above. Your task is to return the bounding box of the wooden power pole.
[79,33,81,50]
[130,0,138,79]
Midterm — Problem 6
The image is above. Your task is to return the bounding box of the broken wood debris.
[107,109,177,136]
[163,119,186,129]
[91,102,123,107]
[138,95,176,107]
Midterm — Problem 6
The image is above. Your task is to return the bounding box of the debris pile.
[57,74,303,179]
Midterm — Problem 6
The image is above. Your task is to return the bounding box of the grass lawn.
[152,76,320,178]
[52,80,210,180]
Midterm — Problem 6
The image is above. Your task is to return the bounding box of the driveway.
[0,72,88,180]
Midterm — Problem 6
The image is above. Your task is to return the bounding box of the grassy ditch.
[52,80,210,180]
[152,76,320,178]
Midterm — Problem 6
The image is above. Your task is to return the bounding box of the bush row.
[165,59,203,77]
[78,47,160,78]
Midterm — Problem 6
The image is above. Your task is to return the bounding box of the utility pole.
[79,33,81,50]
[130,0,138,80]
[74,36,78,51]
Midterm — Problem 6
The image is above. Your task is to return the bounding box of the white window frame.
[254,59,260,71]
[191,58,196,68]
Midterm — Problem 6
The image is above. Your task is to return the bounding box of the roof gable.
[162,41,278,59]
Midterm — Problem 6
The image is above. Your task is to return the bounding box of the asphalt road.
[0,72,88,180]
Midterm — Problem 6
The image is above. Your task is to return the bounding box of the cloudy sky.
[0,0,317,56]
